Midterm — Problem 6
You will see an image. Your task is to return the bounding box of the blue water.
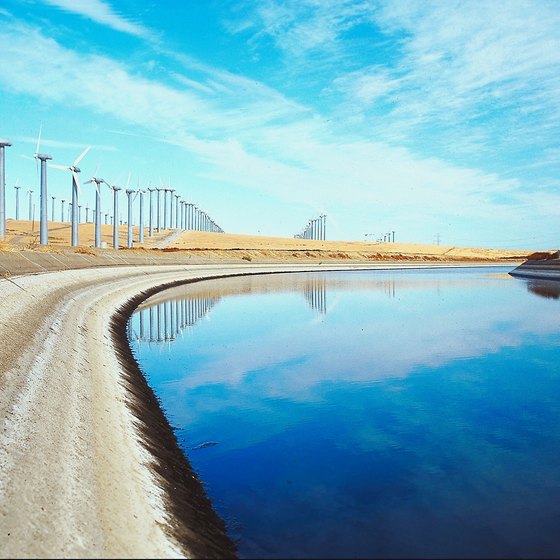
[129,268,560,558]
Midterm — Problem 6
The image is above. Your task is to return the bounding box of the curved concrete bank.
[509,257,560,280]
[0,260,516,558]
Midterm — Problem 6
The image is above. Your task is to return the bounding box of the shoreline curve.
[0,261,514,558]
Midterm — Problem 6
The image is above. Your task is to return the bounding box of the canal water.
[128,267,560,558]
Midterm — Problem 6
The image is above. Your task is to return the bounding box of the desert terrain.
[0,219,539,263]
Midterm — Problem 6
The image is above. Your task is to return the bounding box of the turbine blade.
[49,163,70,171]
[72,169,81,192]
[35,124,42,156]
[84,179,93,184]
[126,171,131,189]
[73,145,91,166]
[20,154,35,161]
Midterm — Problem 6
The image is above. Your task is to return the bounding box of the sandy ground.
[1,220,540,263]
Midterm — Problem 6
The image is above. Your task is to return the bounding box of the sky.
[0,0,559,249]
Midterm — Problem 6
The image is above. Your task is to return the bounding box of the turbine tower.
[138,189,145,243]
[14,183,21,220]
[147,187,155,237]
[33,126,53,245]
[126,188,134,248]
[105,182,121,249]
[84,177,104,248]
[174,193,180,229]
[163,188,169,229]
[0,139,12,241]
[51,196,55,222]
[27,190,33,221]
[61,199,65,222]
[156,187,162,233]
[50,146,91,246]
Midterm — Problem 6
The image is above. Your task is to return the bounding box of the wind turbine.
[126,186,134,248]
[105,173,128,250]
[169,189,176,228]
[61,199,65,222]
[156,185,163,233]
[34,125,53,245]
[163,187,169,229]
[27,190,33,221]
[0,138,11,241]
[14,181,21,220]
[84,176,104,248]
[147,187,155,237]
[174,192,180,229]
[105,182,121,249]
[138,188,145,243]
[50,146,90,246]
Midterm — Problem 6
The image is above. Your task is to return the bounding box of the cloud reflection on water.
[129,268,560,558]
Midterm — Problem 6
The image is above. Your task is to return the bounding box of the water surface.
[129,268,560,558]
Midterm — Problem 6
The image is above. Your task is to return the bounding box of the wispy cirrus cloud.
[40,0,153,39]
[327,1,560,169]
[227,0,560,182]
[223,0,377,59]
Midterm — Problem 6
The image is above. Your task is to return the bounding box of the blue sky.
[1,0,559,249]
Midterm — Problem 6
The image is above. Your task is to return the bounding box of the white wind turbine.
[50,146,91,246]
[84,168,104,248]
[33,125,53,245]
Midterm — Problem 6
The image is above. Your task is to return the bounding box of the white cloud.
[15,135,116,153]
[356,1,560,138]
[40,0,152,39]
[226,0,376,57]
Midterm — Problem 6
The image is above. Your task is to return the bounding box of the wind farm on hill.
[0,130,542,265]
